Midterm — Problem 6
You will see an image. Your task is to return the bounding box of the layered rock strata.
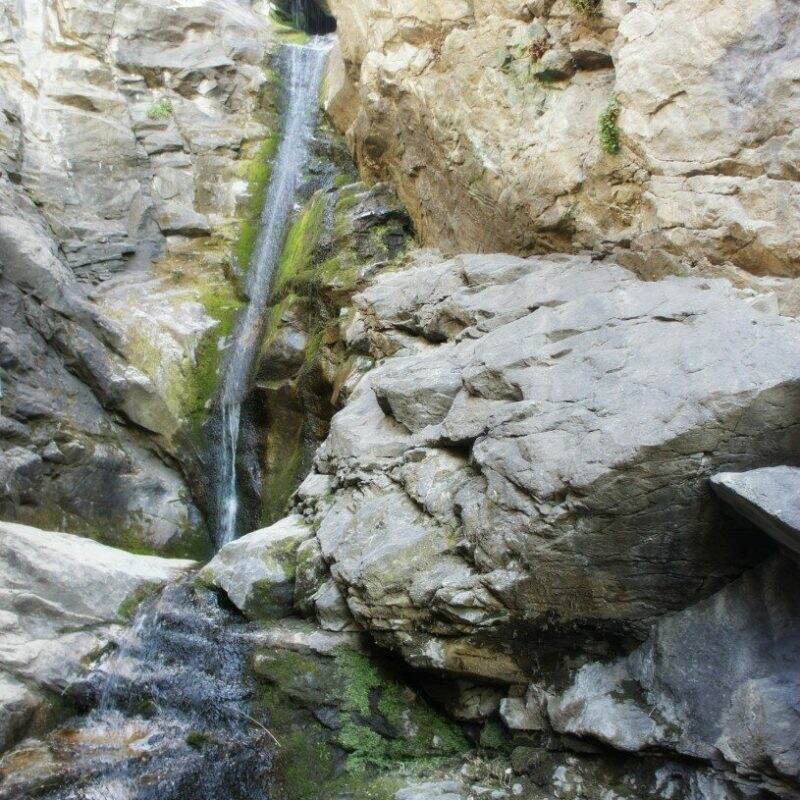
[325,0,800,293]
[0,0,278,549]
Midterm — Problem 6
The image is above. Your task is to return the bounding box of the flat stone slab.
[710,467,800,555]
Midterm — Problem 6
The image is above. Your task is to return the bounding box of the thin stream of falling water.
[215,38,331,548]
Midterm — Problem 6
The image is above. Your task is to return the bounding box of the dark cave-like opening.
[281,0,337,34]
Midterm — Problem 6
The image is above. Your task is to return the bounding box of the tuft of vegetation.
[568,0,602,16]
[185,281,243,437]
[598,95,621,155]
[269,8,311,45]
[147,97,173,120]
[479,720,511,752]
[117,586,153,622]
[186,731,212,749]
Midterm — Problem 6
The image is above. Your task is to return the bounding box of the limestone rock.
[0,0,277,550]
[1,0,271,278]
[549,555,800,785]
[395,781,464,800]
[0,521,195,751]
[327,0,800,286]
[301,253,800,679]
[250,617,366,658]
[499,686,549,732]
[200,515,313,619]
[711,466,800,556]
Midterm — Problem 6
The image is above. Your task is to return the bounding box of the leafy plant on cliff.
[147,97,173,120]
[599,95,621,155]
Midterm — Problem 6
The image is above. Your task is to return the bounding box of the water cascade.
[214,39,331,548]
[0,584,274,800]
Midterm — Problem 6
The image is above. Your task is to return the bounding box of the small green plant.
[598,95,621,155]
[186,731,211,749]
[568,0,602,16]
[147,97,173,120]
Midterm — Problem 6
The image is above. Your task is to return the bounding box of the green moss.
[334,172,357,189]
[479,720,511,752]
[250,641,466,800]
[147,97,173,120]
[235,134,280,272]
[253,649,323,688]
[279,730,336,797]
[339,722,394,772]
[261,420,304,525]
[185,281,243,436]
[186,731,212,749]
[336,648,379,717]
[269,8,311,44]
[334,649,470,770]
[599,95,621,155]
[274,192,327,295]
[279,29,311,45]
[117,584,157,622]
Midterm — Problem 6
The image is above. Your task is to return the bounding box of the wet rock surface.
[0,521,195,752]
[0,583,274,800]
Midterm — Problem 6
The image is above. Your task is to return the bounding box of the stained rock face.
[549,555,800,787]
[0,521,195,751]
[326,0,800,289]
[294,252,800,680]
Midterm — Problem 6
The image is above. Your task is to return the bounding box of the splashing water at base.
[0,584,274,800]
[214,39,332,549]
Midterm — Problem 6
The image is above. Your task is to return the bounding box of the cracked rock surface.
[326,0,800,294]
[291,252,800,679]
[0,0,276,549]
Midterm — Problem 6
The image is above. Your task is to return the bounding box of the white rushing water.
[216,38,331,548]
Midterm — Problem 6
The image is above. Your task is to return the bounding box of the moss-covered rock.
[254,179,412,526]
[198,515,312,618]
[249,632,473,800]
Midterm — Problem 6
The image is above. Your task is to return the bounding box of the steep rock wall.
[325,0,800,290]
[0,0,278,552]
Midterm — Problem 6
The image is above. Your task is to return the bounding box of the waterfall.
[214,39,331,549]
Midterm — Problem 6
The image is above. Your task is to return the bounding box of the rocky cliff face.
[325,0,800,295]
[201,242,800,798]
[1,1,799,798]
[0,0,277,552]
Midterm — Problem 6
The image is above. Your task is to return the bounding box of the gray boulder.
[549,555,800,785]
[199,515,313,619]
[711,467,800,556]
[304,254,800,678]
